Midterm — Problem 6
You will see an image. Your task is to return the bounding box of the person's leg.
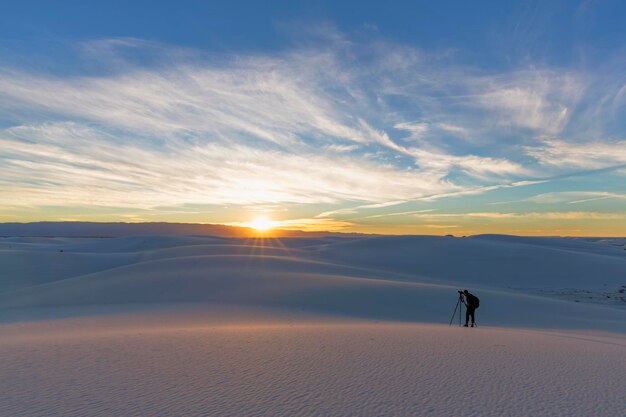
[465,307,470,326]
[469,307,475,326]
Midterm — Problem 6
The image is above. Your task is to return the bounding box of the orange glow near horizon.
[247,216,277,232]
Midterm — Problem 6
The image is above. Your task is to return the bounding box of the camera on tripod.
[450,290,465,326]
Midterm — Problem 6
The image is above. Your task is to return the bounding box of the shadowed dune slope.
[2,241,625,331]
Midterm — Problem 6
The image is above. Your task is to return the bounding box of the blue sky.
[1,1,625,235]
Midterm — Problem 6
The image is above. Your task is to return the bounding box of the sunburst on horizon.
[247,216,277,232]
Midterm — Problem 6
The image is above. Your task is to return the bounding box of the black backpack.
[468,294,480,308]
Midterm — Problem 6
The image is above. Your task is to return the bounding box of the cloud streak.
[0,32,624,231]
[412,212,626,220]
[525,139,626,169]
[0,122,456,208]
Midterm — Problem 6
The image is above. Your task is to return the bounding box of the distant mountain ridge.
[0,221,359,238]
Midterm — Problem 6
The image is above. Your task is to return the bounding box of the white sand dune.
[1,234,625,416]
[2,316,625,417]
[310,234,626,288]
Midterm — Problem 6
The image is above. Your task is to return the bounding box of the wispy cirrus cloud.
[0,36,527,214]
[524,138,626,169]
[528,191,626,205]
[0,30,624,229]
[490,191,626,206]
[394,122,429,141]
[360,209,437,220]
[473,70,582,135]
[0,122,456,208]
[412,211,626,220]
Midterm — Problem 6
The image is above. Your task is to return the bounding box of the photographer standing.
[462,290,479,327]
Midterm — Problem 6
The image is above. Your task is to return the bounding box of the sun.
[248,216,275,231]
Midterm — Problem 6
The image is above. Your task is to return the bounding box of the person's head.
[463,290,469,295]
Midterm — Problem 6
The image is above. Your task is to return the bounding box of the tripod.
[449,292,464,326]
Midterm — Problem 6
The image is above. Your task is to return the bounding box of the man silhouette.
[463,289,479,327]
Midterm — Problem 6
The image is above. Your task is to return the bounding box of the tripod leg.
[460,296,466,327]
[449,298,460,326]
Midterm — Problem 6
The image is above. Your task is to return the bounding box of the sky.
[0,0,625,236]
